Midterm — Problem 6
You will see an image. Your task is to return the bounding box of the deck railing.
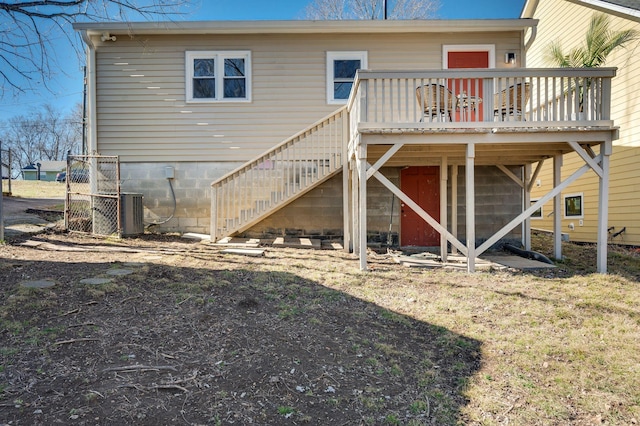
[211,68,615,240]
[211,106,347,240]
[347,68,615,132]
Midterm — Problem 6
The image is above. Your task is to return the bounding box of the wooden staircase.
[210,106,348,241]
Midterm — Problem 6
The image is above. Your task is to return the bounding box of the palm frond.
[546,12,639,68]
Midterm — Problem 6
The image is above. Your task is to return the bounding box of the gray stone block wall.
[119,162,242,234]
[243,168,401,241]
[451,165,523,245]
[118,162,523,246]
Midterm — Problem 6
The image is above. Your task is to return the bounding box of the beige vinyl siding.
[93,31,522,163]
[526,0,640,245]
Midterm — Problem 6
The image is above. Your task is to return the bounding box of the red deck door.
[447,51,489,121]
[400,166,440,247]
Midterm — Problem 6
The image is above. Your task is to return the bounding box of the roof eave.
[72,18,538,37]
[566,0,640,21]
[520,0,540,18]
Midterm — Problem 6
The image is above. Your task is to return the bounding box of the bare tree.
[0,0,191,97]
[1,104,82,175]
[303,0,440,20]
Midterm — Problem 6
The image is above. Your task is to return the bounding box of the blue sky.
[0,0,525,120]
[193,0,525,20]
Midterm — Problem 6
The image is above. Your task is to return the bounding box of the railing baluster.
[538,77,543,121]
[293,137,299,194]
[285,144,290,200]
[496,77,503,122]
[520,79,525,122]
[373,78,378,123]
[470,78,481,121]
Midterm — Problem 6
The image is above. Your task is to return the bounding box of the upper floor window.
[186,51,251,102]
[326,51,367,104]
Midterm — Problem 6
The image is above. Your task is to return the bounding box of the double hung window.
[186,51,251,102]
[326,51,367,104]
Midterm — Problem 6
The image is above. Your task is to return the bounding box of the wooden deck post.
[352,157,359,255]
[210,186,218,242]
[597,139,612,273]
[440,157,448,263]
[342,115,350,253]
[523,163,532,251]
[553,154,562,261]
[466,143,476,273]
[451,165,458,255]
[358,144,368,271]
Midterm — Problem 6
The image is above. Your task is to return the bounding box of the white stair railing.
[211,106,348,240]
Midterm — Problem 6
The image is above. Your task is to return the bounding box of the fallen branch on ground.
[103,364,178,373]
[53,338,100,346]
[119,383,188,392]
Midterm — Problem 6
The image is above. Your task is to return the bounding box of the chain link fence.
[65,155,123,236]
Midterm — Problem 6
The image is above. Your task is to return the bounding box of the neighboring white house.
[74,18,617,271]
[522,0,640,246]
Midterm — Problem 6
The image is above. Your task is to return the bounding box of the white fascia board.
[72,19,537,37]
[520,0,540,18]
[567,0,640,20]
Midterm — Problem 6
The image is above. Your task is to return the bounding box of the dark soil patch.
[0,232,481,425]
[25,208,64,223]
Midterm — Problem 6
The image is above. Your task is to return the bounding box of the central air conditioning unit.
[93,193,144,236]
[121,193,144,236]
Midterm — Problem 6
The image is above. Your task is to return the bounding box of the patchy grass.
[0,231,638,424]
[3,179,65,199]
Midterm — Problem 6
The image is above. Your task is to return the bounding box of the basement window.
[186,51,251,102]
[327,51,367,104]
[530,199,543,219]
[563,193,583,219]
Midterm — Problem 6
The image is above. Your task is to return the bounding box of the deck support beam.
[477,160,594,257]
[211,187,218,242]
[466,143,476,273]
[342,119,351,253]
[451,165,458,254]
[597,139,612,273]
[527,160,545,193]
[352,157,359,256]
[343,162,351,252]
[347,136,611,272]
[440,157,448,263]
[523,163,532,251]
[358,144,368,271]
[553,154,562,261]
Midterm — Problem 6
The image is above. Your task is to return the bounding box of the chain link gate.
[65,155,123,236]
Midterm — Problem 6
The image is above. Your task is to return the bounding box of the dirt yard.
[0,229,484,425]
[0,212,639,425]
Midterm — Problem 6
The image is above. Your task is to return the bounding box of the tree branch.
[0,0,192,99]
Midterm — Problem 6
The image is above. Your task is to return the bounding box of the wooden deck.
[346,68,617,273]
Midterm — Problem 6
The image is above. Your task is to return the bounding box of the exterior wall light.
[505,52,516,64]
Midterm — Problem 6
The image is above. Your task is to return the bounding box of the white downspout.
[80,30,97,154]
[524,25,538,54]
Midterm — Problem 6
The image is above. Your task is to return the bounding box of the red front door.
[400,166,440,246]
[447,51,489,121]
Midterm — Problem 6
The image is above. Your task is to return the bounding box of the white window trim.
[186,50,251,103]
[563,192,584,219]
[326,51,368,105]
[442,45,496,69]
